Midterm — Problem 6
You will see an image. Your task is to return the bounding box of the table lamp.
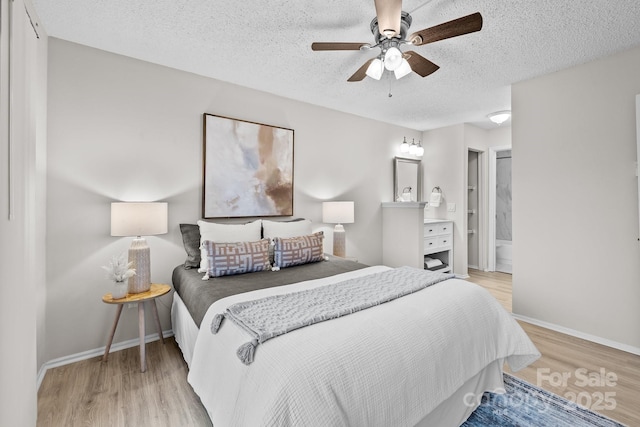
[111,202,168,294]
[322,201,354,258]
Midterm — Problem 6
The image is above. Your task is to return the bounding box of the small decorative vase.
[112,281,128,299]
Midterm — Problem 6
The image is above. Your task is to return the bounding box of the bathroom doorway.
[488,146,512,273]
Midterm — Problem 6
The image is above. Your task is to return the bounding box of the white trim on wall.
[512,314,640,357]
[37,330,174,390]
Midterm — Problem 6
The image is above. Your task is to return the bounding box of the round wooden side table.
[102,283,171,373]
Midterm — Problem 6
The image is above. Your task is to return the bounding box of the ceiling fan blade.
[312,42,370,51]
[347,58,375,82]
[408,12,483,46]
[404,51,439,77]
[374,0,402,38]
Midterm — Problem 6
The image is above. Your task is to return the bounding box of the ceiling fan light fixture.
[365,58,384,80]
[311,11,483,85]
[384,47,403,71]
[394,58,412,79]
[488,110,511,125]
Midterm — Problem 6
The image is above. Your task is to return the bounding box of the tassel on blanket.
[211,313,225,334]
[237,339,258,365]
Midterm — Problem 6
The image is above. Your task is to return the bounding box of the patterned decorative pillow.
[262,219,313,264]
[204,239,271,277]
[273,232,324,269]
[197,220,262,273]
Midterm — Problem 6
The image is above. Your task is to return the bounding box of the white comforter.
[188,266,540,426]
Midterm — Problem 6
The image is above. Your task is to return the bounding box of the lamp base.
[128,237,151,294]
[333,224,346,258]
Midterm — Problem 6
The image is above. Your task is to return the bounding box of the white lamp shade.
[111,202,168,237]
[394,58,412,79]
[322,201,355,224]
[366,58,384,80]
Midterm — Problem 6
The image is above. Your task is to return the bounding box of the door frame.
[466,148,486,272]
[488,145,512,271]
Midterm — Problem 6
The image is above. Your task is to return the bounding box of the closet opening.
[467,150,480,270]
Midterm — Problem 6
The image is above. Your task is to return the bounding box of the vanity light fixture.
[415,140,424,157]
[400,137,410,153]
[488,110,511,125]
[409,138,418,155]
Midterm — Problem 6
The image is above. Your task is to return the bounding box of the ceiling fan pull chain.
[388,71,393,97]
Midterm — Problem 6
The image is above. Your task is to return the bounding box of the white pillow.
[262,219,312,239]
[197,219,262,272]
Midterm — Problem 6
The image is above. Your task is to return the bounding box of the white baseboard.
[512,314,640,356]
[455,274,470,279]
[37,329,174,390]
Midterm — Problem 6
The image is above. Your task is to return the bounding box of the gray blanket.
[172,255,369,327]
[212,266,454,364]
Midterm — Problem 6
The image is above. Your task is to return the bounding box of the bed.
[171,220,540,426]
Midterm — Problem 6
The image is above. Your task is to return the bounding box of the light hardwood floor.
[37,338,212,426]
[468,269,640,427]
[37,271,640,426]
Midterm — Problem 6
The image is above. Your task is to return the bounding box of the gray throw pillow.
[179,224,201,269]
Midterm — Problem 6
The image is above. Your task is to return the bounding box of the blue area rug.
[462,374,626,427]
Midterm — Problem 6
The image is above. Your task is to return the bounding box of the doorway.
[488,146,512,273]
[467,150,480,270]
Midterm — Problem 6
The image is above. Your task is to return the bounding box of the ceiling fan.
[311,0,483,82]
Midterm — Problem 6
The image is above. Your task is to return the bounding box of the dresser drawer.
[424,224,439,237]
[438,223,452,235]
[437,235,452,249]
[424,237,438,253]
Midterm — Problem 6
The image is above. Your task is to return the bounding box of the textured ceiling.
[32,0,640,131]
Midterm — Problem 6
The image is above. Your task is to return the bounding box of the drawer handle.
[428,229,433,232]
[443,227,448,231]
[442,240,447,244]
[428,242,433,246]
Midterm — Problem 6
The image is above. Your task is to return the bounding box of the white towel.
[429,191,442,207]
[424,257,443,269]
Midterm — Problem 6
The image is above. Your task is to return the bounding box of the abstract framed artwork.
[202,113,294,218]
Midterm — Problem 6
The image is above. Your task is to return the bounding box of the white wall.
[512,45,640,350]
[45,38,422,361]
[0,0,47,425]
[422,125,466,275]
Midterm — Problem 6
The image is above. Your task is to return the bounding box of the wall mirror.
[393,157,422,202]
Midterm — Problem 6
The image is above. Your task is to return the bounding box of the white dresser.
[423,219,453,273]
[381,203,454,273]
